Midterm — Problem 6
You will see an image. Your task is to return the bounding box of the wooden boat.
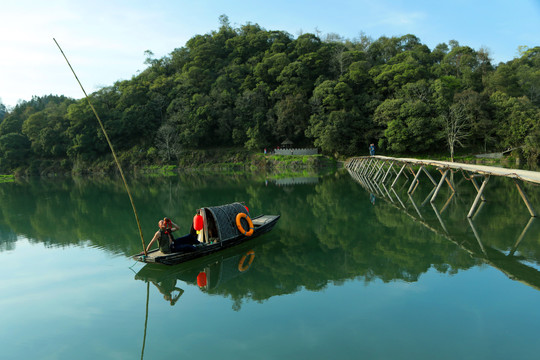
[132,202,280,265]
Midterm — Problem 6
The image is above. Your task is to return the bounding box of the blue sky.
[1,0,539,108]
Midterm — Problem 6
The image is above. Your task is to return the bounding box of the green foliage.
[0,133,31,169]
[490,91,539,148]
[0,20,539,173]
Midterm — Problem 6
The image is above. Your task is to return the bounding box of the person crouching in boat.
[146,217,200,254]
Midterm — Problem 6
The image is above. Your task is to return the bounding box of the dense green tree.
[21,98,74,158]
[490,91,539,148]
[1,18,539,172]
[0,133,30,169]
[375,98,440,153]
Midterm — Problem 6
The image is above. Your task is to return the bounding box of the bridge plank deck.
[367,155,540,185]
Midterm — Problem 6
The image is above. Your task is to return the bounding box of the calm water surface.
[1,170,540,359]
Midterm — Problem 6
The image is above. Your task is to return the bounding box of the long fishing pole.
[141,281,150,360]
[53,38,147,255]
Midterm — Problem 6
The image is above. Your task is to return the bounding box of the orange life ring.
[238,250,255,272]
[236,212,254,236]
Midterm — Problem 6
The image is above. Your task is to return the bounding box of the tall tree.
[443,102,470,161]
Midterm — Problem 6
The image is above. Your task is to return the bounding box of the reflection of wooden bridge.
[345,155,539,218]
[346,156,540,291]
[273,177,319,186]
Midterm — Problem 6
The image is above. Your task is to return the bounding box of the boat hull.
[133,214,279,265]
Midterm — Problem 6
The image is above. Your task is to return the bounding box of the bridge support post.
[439,169,455,193]
[468,218,488,256]
[369,160,381,178]
[381,162,394,184]
[470,176,486,201]
[430,169,449,203]
[422,167,438,187]
[408,166,423,194]
[509,217,536,256]
[514,180,537,217]
[467,176,489,218]
[373,161,385,180]
[360,158,372,176]
[391,164,407,189]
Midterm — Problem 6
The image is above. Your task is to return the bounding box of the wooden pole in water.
[391,164,406,189]
[53,38,147,255]
[467,176,489,218]
[514,180,537,217]
[470,176,486,201]
[421,166,438,187]
[430,169,449,203]
[439,168,455,193]
[509,217,536,256]
[381,162,394,184]
[408,166,423,194]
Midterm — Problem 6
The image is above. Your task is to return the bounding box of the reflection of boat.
[135,244,260,298]
[136,245,261,359]
[133,202,279,265]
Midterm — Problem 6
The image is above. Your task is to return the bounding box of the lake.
[1,169,540,359]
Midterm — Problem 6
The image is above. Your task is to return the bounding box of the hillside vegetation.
[0,15,539,175]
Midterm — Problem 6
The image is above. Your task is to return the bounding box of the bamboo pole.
[54,38,147,254]
[141,281,150,360]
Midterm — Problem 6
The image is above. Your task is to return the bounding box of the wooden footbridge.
[345,155,540,291]
[345,155,540,218]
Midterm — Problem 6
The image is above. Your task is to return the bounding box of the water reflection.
[135,242,261,308]
[349,167,540,290]
[2,170,540,302]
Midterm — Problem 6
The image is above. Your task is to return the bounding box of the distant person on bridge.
[369,143,375,156]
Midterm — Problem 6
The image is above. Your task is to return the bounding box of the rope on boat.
[53,38,147,255]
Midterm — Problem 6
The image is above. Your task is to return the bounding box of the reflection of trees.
[0,223,17,251]
[2,170,540,305]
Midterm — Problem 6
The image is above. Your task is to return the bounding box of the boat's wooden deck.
[252,215,277,226]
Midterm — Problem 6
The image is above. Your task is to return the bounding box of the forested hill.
[0,16,539,174]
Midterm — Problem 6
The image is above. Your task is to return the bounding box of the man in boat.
[145,217,200,254]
